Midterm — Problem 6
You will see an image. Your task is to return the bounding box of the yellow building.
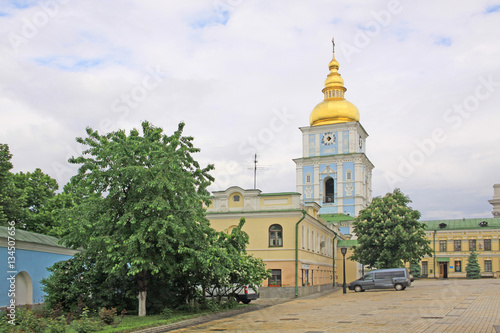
[206,186,344,297]
[420,218,500,278]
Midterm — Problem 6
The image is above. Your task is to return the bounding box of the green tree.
[200,218,270,304]
[0,144,21,225]
[11,168,59,233]
[0,144,62,234]
[42,251,137,313]
[465,250,481,279]
[59,121,214,316]
[409,258,422,278]
[351,188,433,269]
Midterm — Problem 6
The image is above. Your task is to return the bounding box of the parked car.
[203,285,259,304]
[348,268,412,292]
[234,285,259,304]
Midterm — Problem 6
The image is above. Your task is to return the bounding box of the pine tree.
[409,259,422,278]
[465,250,481,279]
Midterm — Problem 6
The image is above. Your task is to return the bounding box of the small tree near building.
[466,250,481,279]
[409,259,422,278]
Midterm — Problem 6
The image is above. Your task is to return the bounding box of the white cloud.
[1,0,499,219]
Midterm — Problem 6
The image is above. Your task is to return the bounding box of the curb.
[133,304,271,332]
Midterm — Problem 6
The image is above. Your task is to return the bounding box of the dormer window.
[439,223,447,229]
[479,221,488,227]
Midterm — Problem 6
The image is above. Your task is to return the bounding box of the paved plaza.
[170,279,500,333]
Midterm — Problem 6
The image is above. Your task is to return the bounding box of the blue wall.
[342,131,349,153]
[339,226,350,235]
[0,248,73,306]
[308,134,316,157]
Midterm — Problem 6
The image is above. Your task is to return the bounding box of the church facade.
[206,40,371,295]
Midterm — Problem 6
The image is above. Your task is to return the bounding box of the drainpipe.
[433,230,437,279]
[332,231,338,288]
[295,209,307,297]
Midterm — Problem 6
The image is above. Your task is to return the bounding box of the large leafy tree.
[351,188,433,269]
[59,121,214,316]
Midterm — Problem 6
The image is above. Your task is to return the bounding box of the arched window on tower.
[324,177,334,203]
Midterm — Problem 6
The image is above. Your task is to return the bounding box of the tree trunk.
[138,291,147,317]
[137,270,150,317]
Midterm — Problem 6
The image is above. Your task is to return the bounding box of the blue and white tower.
[294,39,374,217]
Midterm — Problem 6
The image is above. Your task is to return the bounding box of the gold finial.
[332,37,335,53]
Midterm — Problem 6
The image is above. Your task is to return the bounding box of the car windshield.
[363,273,374,280]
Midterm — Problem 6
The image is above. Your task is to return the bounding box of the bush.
[0,310,14,332]
[176,302,201,313]
[221,298,239,310]
[46,315,67,333]
[160,307,173,319]
[16,307,47,333]
[70,308,101,333]
[99,307,117,325]
[203,300,220,312]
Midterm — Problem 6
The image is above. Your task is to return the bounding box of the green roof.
[421,218,500,231]
[321,213,356,223]
[0,226,68,248]
[207,208,303,215]
[337,239,358,247]
[258,192,301,196]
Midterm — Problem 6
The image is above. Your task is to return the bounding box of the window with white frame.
[269,224,283,247]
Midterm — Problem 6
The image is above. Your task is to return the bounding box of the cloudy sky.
[1,0,499,220]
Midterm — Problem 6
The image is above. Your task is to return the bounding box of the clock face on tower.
[322,132,335,145]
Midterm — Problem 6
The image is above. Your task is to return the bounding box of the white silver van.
[348,268,411,292]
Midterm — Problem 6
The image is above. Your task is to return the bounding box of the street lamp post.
[341,246,347,294]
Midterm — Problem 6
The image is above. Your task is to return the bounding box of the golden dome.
[309,39,360,126]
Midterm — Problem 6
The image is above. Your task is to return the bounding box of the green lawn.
[90,306,248,333]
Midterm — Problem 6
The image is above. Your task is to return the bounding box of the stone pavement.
[167,279,500,333]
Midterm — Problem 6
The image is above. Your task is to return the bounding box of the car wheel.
[354,285,363,292]
[394,283,404,291]
[242,300,251,304]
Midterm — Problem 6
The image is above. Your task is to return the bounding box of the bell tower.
[293,39,374,217]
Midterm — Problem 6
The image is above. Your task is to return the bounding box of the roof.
[0,226,68,248]
[337,239,358,247]
[207,208,303,215]
[321,213,355,223]
[421,217,500,231]
[259,192,301,196]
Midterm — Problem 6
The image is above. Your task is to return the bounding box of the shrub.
[221,298,239,310]
[99,307,117,325]
[16,307,47,333]
[203,300,220,312]
[160,307,173,319]
[70,308,101,333]
[46,315,67,333]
